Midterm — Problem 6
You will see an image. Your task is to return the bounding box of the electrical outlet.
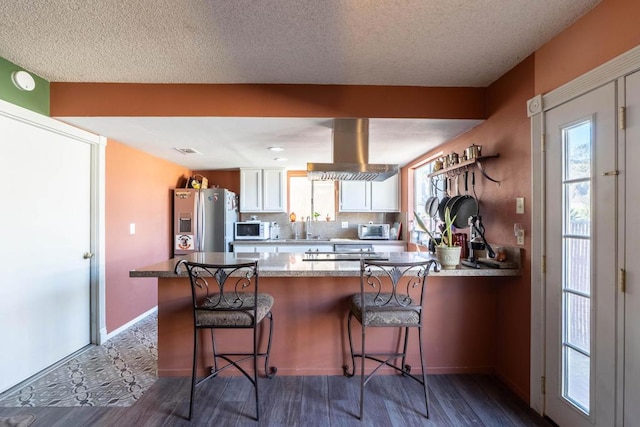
[516,197,525,214]
[516,230,525,245]
[341,221,348,229]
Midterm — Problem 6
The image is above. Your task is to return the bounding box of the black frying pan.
[443,174,461,221]
[438,177,451,222]
[449,195,478,228]
[448,171,478,228]
[425,196,439,218]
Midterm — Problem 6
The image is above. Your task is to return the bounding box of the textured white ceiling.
[0,0,600,169]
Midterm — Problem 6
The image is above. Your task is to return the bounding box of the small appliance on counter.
[460,215,496,268]
[270,222,280,240]
[357,223,390,240]
[234,221,271,240]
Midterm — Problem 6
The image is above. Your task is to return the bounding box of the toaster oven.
[357,223,390,240]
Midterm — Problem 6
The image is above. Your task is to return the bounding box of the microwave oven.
[234,221,270,240]
[357,223,390,240]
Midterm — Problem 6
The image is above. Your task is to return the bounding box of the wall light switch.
[516,197,525,214]
[341,221,348,229]
[514,223,524,245]
[130,223,136,235]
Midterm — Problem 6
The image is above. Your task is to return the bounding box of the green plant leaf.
[442,206,457,247]
[413,211,440,248]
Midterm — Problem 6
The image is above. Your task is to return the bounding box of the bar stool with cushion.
[175,259,277,421]
[343,258,438,420]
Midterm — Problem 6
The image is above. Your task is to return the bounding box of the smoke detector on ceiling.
[11,70,36,91]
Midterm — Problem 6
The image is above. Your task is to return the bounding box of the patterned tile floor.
[0,314,157,408]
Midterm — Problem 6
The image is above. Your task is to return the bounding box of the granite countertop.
[130,250,521,278]
[231,239,407,245]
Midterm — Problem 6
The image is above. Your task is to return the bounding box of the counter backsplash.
[238,212,407,240]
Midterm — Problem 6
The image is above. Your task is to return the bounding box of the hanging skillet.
[425,195,439,218]
[438,176,451,222]
[449,170,479,229]
[444,173,462,220]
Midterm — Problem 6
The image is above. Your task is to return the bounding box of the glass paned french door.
[561,120,592,414]
[544,81,616,427]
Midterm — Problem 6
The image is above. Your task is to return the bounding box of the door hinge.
[542,255,546,274]
[541,376,546,395]
[619,268,626,293]
[619,106,626,130]
[541,134,546,152]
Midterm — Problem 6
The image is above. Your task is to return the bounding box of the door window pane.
[565,121,591,180]
[565,238,590,294]
[565,182,591,235]
[565,347,590,413]
[561,118,592,415]
[566,293,590,352]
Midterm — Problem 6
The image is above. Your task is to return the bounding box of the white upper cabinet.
[240,168,263,212]
[240,168,286,212]
[339,181,370,211]
[339,174,399,212]
[370,174,400,212]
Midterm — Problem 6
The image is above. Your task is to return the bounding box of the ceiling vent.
[173,147,202,155]
[306,118,398,181]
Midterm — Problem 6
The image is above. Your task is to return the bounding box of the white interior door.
[544,83,617,426]
[0,104,93,392]
[624,70,640,426]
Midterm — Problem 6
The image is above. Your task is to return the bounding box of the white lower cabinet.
[233,244,276,253]
[373,243,406,252]
[233,243,332,253]
[276,244,332,253]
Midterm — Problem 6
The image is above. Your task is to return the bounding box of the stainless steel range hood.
[306,118,399,181]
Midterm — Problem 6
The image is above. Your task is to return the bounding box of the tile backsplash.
[239,212,407,240]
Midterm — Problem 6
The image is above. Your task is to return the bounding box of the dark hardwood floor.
[0,374,551,426]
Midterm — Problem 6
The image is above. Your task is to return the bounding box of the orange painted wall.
[402,56,535,400]
[105,140,191,332]
[192,169,240,194]
[535,0,640,94]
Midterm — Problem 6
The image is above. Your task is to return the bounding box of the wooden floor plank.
[0,375,551,427]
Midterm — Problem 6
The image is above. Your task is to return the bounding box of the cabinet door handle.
[83,252,94,259]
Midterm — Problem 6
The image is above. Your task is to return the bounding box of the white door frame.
[0,99,107,346]
[528,44,640,420]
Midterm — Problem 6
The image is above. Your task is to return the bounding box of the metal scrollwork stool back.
[175,259,277,421]
[343,258,439,420]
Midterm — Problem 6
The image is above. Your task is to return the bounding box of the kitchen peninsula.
[131,250,521,378]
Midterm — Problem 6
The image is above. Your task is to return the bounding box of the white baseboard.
[101,306,157,343]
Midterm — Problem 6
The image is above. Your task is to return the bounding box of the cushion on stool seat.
[348,293,420,326]
[196,292,274,327]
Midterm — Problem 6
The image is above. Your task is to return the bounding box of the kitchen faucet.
[305,216,312,239]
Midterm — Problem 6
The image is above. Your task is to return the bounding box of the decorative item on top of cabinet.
[428,153,500,185]
[240,168,286,212]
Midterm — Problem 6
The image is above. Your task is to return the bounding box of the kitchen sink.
[272,238,331,242]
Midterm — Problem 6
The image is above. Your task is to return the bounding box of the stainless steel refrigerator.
[173,188,238,255]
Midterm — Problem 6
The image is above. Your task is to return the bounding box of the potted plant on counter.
[413,207,462,269]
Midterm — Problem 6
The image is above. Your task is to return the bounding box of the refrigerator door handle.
[195,190,202,252]
[199,191,206,251]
